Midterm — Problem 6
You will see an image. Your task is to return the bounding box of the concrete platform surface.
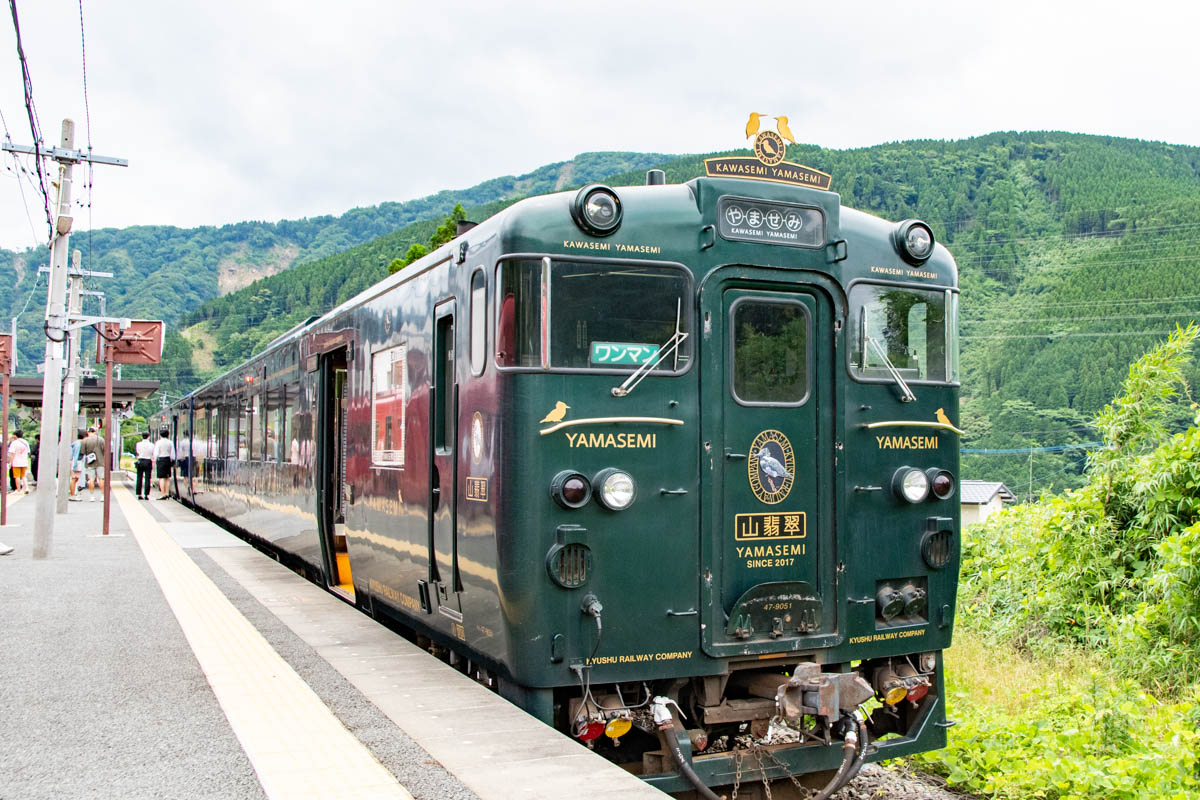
[0,485,666,800]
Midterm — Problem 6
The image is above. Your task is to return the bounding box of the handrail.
[861,420,965,435]
[539,416,685,436]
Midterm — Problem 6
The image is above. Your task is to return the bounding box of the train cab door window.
[731,298,810,406]
[250,393,262,461]
[470,269,486,375]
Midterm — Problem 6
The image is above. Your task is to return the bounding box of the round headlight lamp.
[551,470,591,509]
[893,219,935,264]
[593,468,636,511]
[892,466,930,503]
[571,184,623,237]
[926,468,956,500]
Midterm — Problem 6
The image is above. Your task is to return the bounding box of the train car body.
[164,156,960,795]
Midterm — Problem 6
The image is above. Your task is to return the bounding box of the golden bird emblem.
[745,112,765,139]
[540,401,570,424]
[935,408,953,427]
[775,116,796,144]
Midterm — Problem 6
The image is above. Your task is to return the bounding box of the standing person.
[8,430,31,494]
[29,434,39,488]
[135,431,154,499]
[154,427,175,500]
[79,426,105,502]
[69,431,84,499]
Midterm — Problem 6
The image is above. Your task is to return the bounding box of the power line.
[7,0,51,238]
[963,330,1176,341]
[961,442,1101,454]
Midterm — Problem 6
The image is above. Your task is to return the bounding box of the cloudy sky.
[1,0,1197,251]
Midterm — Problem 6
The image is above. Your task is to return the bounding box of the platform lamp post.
[0,333,11,528]
[96,320,164,536]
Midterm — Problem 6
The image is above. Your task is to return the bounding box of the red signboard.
[0,333,11,375]
[96,320,164,365]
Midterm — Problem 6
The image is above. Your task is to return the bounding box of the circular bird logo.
[753,131,786,166]
[747,429,795,504]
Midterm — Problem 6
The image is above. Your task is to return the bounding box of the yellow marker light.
[604,717,632,739]
[884,685,908,706]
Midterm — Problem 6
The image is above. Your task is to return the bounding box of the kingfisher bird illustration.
[540,401,570,424]
[775,116,796,145]
[935,408,953,427]
[757,446,792,487]
[745,112,766,139]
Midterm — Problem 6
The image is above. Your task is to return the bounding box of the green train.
[161,142,961,798]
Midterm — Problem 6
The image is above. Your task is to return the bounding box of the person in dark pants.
[154,427,175,499]
[135,431,154,500]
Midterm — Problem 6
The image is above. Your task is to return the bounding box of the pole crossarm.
[65,315,131,333]
[2,141,128,167]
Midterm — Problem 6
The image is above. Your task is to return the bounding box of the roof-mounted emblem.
[704,113,832,190]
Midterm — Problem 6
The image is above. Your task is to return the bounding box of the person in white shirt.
[135,431,155,499]
[154,428,176,499]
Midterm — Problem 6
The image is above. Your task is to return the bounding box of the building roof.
[5,376,160,409]
[960,480,1016,505]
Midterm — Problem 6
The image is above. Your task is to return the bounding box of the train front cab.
[493,176,960,794]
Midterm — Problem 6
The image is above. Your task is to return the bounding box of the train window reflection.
[849,284,957,384]
[371,344,407,467]
[731,298,809,405]
[497,258,692,372]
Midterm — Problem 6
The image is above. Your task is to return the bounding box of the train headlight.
[594,468,636,511]
[893,219,935,264]
[892,467,929,503]
[571,184,623,237]
[926,468,956,500]
[551,470,592,509]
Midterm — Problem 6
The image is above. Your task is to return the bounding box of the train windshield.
[849,285,959,384]
[497,258,693,373]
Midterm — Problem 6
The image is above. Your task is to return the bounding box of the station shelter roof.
[4,376,160,409]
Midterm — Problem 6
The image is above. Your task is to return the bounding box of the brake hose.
[652,697,723,800]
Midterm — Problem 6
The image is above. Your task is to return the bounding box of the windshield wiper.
[867,335,916,403]
[612,298,687,398]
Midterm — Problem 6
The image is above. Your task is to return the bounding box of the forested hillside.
[27,132,1200,494]
[0,151,666,370]
[163,132,1200,493]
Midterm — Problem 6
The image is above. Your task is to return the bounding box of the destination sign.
[717,197,825,248]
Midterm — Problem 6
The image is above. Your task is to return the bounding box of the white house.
[960,480,1016,526]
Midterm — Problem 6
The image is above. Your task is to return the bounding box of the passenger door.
[700,273,838,656]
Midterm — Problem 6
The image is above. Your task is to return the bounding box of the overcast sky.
[1,0,1197,251]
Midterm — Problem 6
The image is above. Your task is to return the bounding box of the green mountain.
[17,132,1200,496]
[0,151,668,371]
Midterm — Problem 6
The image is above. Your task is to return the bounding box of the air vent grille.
[547,543,592,588]
[921,529,954,569]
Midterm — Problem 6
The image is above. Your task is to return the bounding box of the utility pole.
[54,250,85,512]
[3,120,128,559]
[50,258,113,513]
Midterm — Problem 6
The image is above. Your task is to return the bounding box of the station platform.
[0,485,668,800]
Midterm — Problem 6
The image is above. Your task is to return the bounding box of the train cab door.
[422,301,463,627]
[699,274,839,657]
[316,346,354,601]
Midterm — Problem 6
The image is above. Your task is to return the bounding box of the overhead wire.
[7,0,52,238]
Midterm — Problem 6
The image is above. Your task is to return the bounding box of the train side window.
[730,297,810,406]
[848,284,957,384]
[470,269,486,375]
[370,344,407,467]
[496,260,543,367]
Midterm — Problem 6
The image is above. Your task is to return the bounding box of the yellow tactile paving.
[114,486,412,800]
